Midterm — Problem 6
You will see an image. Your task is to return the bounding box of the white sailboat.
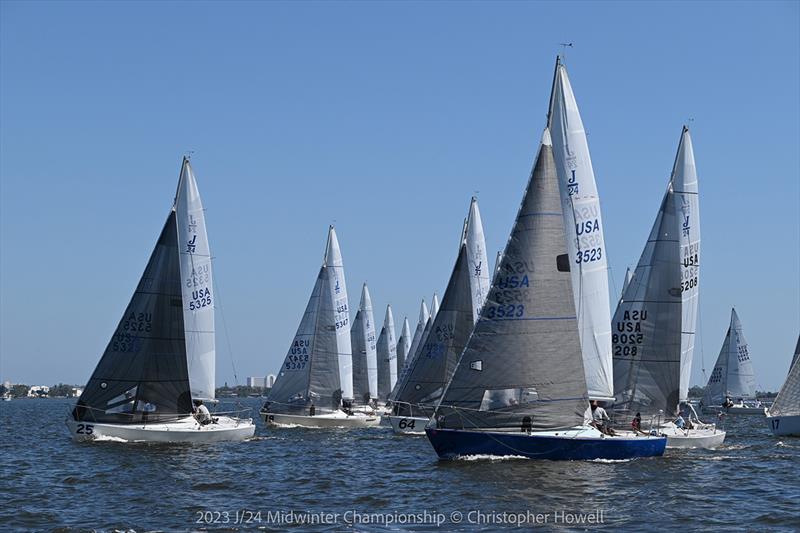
[702,309,766,416]
[66,158,255,442]
[389,197,490,435]
[547,57,614,402]
[767,335,800,436]
[261,227,379,428]
[611,127,724,449]
[426,130,666,460]
[350,283,378,406]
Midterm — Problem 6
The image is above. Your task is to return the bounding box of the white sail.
[621,267,633,299]
[770,335,800,417]
[175,158,216,401]
[406,300,429,364]
[396,317,411,374]
[704,309,757,405]
[465,197,491,322]
[361,284,378,399]
[325,226,353,401]
[547,58,614,401]
[494,251,503,277]
[430,293,440,320]
[672,127,700,402]
[384,305,398,390]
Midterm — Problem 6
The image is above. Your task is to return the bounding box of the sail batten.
[547,59,614,401]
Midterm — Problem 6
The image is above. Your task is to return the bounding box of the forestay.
[547,57,613,401]
[704,309,757,405]
[612,185,683,419]
[433,130,588,431]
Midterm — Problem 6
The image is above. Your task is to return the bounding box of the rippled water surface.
[1,398,798,532]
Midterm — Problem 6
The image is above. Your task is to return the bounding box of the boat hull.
[703,405,766,416]
[65,416,255,443]
[767,414,800,437]
[261,411,381,428]
[425,427,666,461]
[387,415,428,435]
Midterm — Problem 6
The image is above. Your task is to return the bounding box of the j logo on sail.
[186,235,197,254]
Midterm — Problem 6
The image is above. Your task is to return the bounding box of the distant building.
[266,374,276,388]
[247,376,266,388]
[28,385,50,397]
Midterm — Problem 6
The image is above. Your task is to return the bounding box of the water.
[1,398,798,532]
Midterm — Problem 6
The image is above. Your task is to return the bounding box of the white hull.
[662,424,726,449]
[726,405,767,415]
[262,410,381,428]
[65,416,255,443]
[387,415,428,435]
[767,414,800,437]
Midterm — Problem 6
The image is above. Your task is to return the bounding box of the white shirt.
[592,406,610,422]
[196,404,211,422]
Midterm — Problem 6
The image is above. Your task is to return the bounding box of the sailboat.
[701,309,766,415]
[767,335,800,436]
[390,300,431,400]
[66,158,255,442]
[547,57,614,403]
[376,305,398,402]
[426,130,666,460]
[389,197,490,435]
[611,127,724,449]
[350,283,378,406]
[260,227,380,428]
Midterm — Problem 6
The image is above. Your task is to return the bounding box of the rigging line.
[212,268,240,387]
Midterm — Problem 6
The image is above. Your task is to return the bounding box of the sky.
[1,1,798,391]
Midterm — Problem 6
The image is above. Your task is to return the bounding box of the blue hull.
[426,428,666,461]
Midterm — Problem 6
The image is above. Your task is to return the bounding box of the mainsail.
[703,309,757,406]
[376,305,398,399]
[350,283,377,403]
[393,245,473,416]
[494,251,503,277]
[769,334,800,417]
[433,130,588,431]
[266,227,349,413]
[672,127,701,402]
[465,197,491,321]
[431,293,440,321]
[612,184,683,418]
[396,317,411,378]
[547,57,614,401]
[325,227,353,401]
[406,300,430,370]
[621,267,633,299]
[175,159,216,401]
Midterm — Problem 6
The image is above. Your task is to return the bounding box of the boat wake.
[454,454,529,462]
[90,435,130,443]
[588,458,635,463]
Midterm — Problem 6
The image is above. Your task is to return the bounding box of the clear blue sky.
[1,1,798,391]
